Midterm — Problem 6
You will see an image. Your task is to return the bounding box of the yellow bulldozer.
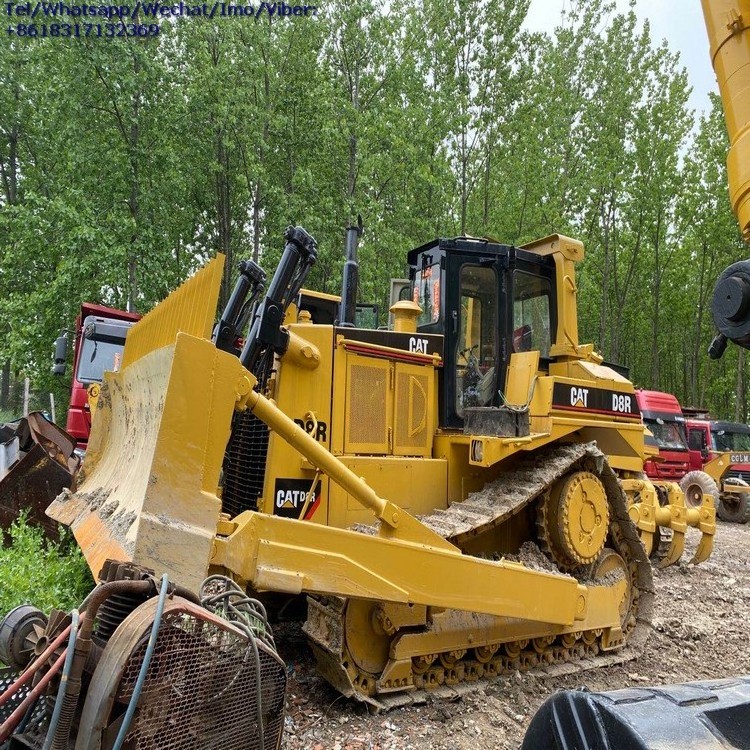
[1,1,747,746]
[45,219,714,707]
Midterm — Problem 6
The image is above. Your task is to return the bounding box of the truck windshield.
[75,317,130,385]
[643,418,688,450]
[714,431,750,451]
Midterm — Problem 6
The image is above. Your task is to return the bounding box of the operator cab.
[408,237,556,428]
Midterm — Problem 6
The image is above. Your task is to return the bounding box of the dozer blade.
[47,334,246,591]
[47,256,238,591]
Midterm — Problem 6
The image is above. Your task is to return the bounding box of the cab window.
[513,272,551,357]
[455,265,498,417]
[688,429,706,451]
[76,317,129,385]
[413,261,441,326]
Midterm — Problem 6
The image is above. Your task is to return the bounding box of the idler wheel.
[540,471,609,569]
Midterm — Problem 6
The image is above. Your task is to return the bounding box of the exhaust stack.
[339,216,363,326]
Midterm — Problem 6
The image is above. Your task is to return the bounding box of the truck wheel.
[718,478,750,523]
[679,471,719,509]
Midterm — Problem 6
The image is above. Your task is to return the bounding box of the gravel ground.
[278,520,750,749]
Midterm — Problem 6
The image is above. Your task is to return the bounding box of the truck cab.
[634,389,689,480]
[687,419,750,482]
[63,304,140,448]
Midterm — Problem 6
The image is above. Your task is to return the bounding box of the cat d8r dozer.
[46,221,714,707]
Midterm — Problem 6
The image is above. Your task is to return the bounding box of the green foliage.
[0,3,747,420]
[0,515,94,616]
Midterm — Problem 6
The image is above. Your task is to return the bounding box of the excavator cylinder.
[701,0,750,243]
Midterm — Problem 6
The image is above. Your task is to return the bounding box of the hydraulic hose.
[111,574,170,750]
[42,610,79,750]
[49,579,154,750]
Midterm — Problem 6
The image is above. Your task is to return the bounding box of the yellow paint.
[213,511,589,625]
[701,0,750,241]
[51,226,702,702]
[505,351,539,406]
[48,334,244,591]
[121,255,224,368]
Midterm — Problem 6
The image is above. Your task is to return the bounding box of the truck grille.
[221,410,269,517]
[727,468,750,484]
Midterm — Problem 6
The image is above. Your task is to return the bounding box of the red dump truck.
[1,303,139,541]
[635,389,690,481]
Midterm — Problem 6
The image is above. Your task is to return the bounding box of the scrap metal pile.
[0,561,287,750]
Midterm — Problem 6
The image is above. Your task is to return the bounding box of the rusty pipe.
[0,648,67,742]
[50,579,154,750]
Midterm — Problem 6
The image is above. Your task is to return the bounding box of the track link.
[304,442,654,709]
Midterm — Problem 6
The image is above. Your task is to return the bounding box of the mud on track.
[279,519,750,750]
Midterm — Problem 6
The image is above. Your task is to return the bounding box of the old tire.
[679,471,719,509]
[718,478,750,523]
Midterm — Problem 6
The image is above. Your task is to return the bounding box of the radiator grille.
[0,667,49,744]
[221,410,270,517]
[727,469,750,484]
[115,609,286,750]
[347,363,388,451]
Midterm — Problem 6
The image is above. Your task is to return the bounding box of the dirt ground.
[278,519,750,750]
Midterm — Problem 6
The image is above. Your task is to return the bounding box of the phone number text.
[7,20,159,33]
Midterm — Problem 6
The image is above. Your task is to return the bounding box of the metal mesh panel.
[395,371,430,453]
[222,410,270,517]
[115,610,286,750]
[0,667,26,725]
[347,363,387,448]
[0,667,50,747]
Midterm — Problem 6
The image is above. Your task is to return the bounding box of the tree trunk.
[127,54,141,313]
[736,349,746,422]
[215,132,232,307]
[0,360,10,411]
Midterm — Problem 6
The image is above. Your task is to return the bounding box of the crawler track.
[303,443,654,709]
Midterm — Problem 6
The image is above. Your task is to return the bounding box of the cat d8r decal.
[274,478,322,520]
[552,383,640,419]
[294,418,328,443]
